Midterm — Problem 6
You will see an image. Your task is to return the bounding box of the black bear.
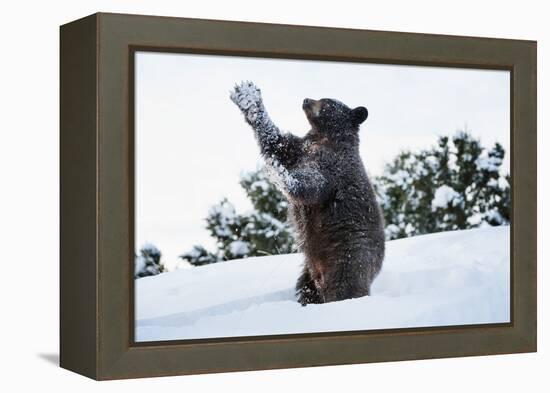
[230,81,385,305]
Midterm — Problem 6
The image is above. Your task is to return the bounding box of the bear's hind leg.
[323,262,373,303]
[296,266,322,306]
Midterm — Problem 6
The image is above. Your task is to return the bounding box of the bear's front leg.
[230,81,280,149]
[230,81,302,167]
[296,266,323,305]
[282,167,332,205]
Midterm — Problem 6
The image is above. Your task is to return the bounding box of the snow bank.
[135,226,510,342]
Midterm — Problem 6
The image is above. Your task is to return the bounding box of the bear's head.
[302,98,368,139]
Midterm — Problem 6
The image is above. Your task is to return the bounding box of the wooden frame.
[60,12,537,380]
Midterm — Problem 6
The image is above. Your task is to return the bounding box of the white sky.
[135,52,510,270]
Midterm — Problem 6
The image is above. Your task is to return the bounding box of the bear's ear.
[352,106,368,125]
[351,106,369,125]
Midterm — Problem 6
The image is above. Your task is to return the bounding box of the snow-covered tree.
[180,169,294,266]
[135,243,165,278]
[375,130,510,240]
[180,131,509,262]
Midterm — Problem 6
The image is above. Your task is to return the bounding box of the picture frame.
[60,12,537,380]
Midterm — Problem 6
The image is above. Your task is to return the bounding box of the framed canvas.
[60,12,537,380]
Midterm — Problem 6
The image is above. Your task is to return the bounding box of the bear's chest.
[303,138,331,162]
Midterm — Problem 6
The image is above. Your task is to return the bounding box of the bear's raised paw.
[230,81,264,122]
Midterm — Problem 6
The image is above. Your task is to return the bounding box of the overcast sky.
[135,52,510,270]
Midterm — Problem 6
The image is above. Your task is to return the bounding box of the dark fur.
[231,82,385,305]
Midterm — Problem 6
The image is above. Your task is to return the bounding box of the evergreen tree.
[180,169,294,266]
[135,243,165,278]
[375,130,510,240]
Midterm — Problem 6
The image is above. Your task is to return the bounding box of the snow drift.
[135,226,510,342]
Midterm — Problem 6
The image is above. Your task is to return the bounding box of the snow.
[432,185,461,210]
[476,155,502,172]
[135,243,163,277]
[486,209,505,224]
[498,176,509,189]
[388,169,412,187]
[251,179,270,193]
[229,240,250,256]
[264,156,299,195]
[385,224,400,238]
[467,212,483,226]
[184,246,203,259]
[209,200,237,237]
[135,226,509,342]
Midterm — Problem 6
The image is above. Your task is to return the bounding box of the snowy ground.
[135,226,510,342]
